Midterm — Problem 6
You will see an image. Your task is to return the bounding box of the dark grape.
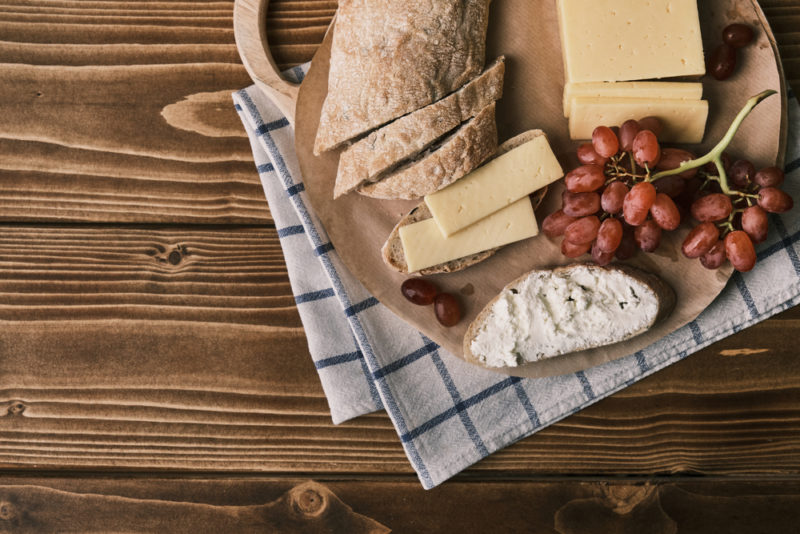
[754,167,785,188]
[741,205,769,244]
[654,174,686,198]
[562,239,591,258]
[434,293,461,327]
[623,181,657,226]
[601,181,629,214]
[723,23,754,48]
[401,278,438,306]
[562,191,601,217]
[564,216,601,245]
[682,222,720,258]
[729,159,755,188]
[700,240,727,270]
[615,225,637,260]
[691,193,733,222]
[592,126,620,158]
[709,43,737,80]
[634,220,662,252]
[565,164,606,193]
[632,130,661,167]
[638,116,664,137]
[656,148,698,179]
[704,152,732,175]
[591,242,615,266]
[542,209,577,238]
[577,142,609,166]
[619,119,641,152]
[596,218,623,253]
[758,187,794,213]
[650,193,681,230]
[725,231,757,272]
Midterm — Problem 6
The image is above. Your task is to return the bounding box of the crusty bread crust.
[358,103,498,200]
[462,264,676,365]
[381,130,551,274]
[314,0,492,155]
[333,57,505,199]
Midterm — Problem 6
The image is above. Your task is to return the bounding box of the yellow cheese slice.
[556,0,705,83]
[569,97,709,144]
[400,198,539,273]
[563,82,704,117]
[424,134,562,237]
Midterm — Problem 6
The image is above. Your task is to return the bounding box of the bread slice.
[358,103,497,200]
[381,130,550,275]
[314,0,491,155]
[333,57,505,199]
[464,264,676,368]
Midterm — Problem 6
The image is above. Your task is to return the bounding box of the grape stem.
[650,89,777,193]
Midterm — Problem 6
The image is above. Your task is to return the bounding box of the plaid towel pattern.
[234,65,800,489]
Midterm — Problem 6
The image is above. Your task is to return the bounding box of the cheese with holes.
[563,82,703,117]
[569,97,709,143]
[556,0,705,83]
[424,135,562,237]
[399,198,538,273]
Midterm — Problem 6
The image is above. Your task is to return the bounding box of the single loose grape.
[434,293,461,327]
[401,278,438,306]
[709,43,737,80]
[723,23,754,48]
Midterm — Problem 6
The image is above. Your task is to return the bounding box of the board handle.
[234,0,301,125]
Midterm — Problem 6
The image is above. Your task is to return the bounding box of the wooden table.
[1,1,800,531]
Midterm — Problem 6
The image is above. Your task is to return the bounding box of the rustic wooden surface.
[2,0,800,530]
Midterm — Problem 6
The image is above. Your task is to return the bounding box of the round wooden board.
[294,0,787,378]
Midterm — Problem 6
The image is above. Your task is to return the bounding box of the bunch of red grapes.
[542,117,793,272]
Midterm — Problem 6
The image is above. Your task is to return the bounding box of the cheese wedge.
[399,198,538,273]
[563,82,704,117]
[556,0,705,83]
[569,97,709,143]
[424,133,562,237]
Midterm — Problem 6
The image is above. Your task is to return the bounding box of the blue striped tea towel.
[234,66,800,489]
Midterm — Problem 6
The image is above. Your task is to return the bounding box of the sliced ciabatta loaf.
[381,130,549,274]
[464,264,675,368]
[334,57,505,199]
[358,102,498,200]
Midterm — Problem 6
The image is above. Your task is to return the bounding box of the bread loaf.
[464,264,675,368]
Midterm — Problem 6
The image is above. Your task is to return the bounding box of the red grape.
[564,216,601,245]
[682,222,720,258]
[623,182,657,226]
[542,209,577,238]
[401,278,438,305]
[562,191,601,217]
[709,43,737,80]
[592,126,620,158]
[562,239,591,258]
[741,205,769,244]
[638,116,664,137]
[723,23,754,48]
[729,159,755,188]
[656,148,698,179]
[691,193,733,222]
[725,231,757,272]
[758,187,794,213]
[615,226,637,260]
[650,193,681,230]
[754,167,785,188]
[632,130,661,167]
[601,181,629,214]
[654,174,686,198]
[634,220,662,252]
[700,240,727,270]
[596,218,623,253]
[591,242,615,266]
[577,142,609,166]
[619,119,641,152]
[565,164,606,193]
[434,293,461,326]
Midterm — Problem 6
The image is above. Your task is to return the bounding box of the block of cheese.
[556,0,705,83]
[424,133,562,237]
[563,82,703,117]
[569,97,709,143]
[399,197,538,273]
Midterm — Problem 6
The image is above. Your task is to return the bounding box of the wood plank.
[0,476,797,533]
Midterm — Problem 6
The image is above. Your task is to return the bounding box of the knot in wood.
[0,502,17,521]
[292,487,327,517]
[7,402,25,416]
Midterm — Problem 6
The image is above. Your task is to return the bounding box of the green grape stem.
[650,89,777,194]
